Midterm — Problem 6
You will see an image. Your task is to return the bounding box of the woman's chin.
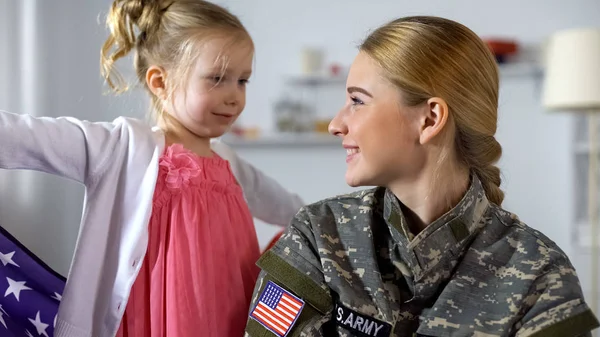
[345,172,365,188]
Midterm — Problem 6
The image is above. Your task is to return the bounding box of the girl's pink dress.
[116,143,261,337]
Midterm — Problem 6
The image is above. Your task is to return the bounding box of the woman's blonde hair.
[361,16,504,205]
[100,0,252,119]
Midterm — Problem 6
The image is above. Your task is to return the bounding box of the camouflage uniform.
[244,175,600,337]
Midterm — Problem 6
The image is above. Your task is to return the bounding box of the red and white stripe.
[251,293,303,336]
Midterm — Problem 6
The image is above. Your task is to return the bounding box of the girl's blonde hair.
[100,0,252,119]
[361,16,504,205]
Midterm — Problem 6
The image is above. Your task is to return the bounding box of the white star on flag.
[0,304,8,329]
[4,277,32,301]
[0,224,66,335]
[51,292,62,301]
[28,311,49,337]
[0,251,19,267]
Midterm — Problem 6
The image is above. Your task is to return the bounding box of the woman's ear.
[146,66,167,100]
[419,97,449,145]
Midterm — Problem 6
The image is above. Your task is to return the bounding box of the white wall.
[225,0,600,129]
[0,0,598,301]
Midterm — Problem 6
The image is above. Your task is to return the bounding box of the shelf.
[282,62,542,87]
[221,132,341,148]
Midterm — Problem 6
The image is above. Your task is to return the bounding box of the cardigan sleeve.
[0,110,125,184]
[211,140,305,226]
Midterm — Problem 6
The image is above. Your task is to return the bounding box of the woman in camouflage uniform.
[244,16,599,337]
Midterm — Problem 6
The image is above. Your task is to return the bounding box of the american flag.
[249,281,305,337]
[0,226,64,337]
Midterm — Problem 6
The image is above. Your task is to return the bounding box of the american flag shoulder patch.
[249,280,305,337]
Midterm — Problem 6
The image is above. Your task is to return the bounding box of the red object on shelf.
[483,38,519,56]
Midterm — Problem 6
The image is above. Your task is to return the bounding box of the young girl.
[0,0,303,336]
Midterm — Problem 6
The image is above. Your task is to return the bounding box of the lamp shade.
[542,28,600,111]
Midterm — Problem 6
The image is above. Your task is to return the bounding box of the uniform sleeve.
[515,262,600,337]
[211,140,305,226]
[244,208,334,337]
[0,110,117,184]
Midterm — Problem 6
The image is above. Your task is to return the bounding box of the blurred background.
[1,0,599,317]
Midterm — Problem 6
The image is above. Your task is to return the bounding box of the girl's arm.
[211,140,305,226]
[0,110,121,184]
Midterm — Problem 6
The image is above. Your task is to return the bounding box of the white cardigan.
[0,111,304,337]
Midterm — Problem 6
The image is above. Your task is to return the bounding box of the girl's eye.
[238,79,249,86]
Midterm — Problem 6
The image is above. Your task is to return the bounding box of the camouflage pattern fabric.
[244,175,599,337]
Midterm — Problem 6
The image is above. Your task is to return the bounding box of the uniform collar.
[382,174,490,282]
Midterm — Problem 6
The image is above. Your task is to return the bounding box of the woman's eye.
[351,96,364,105]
